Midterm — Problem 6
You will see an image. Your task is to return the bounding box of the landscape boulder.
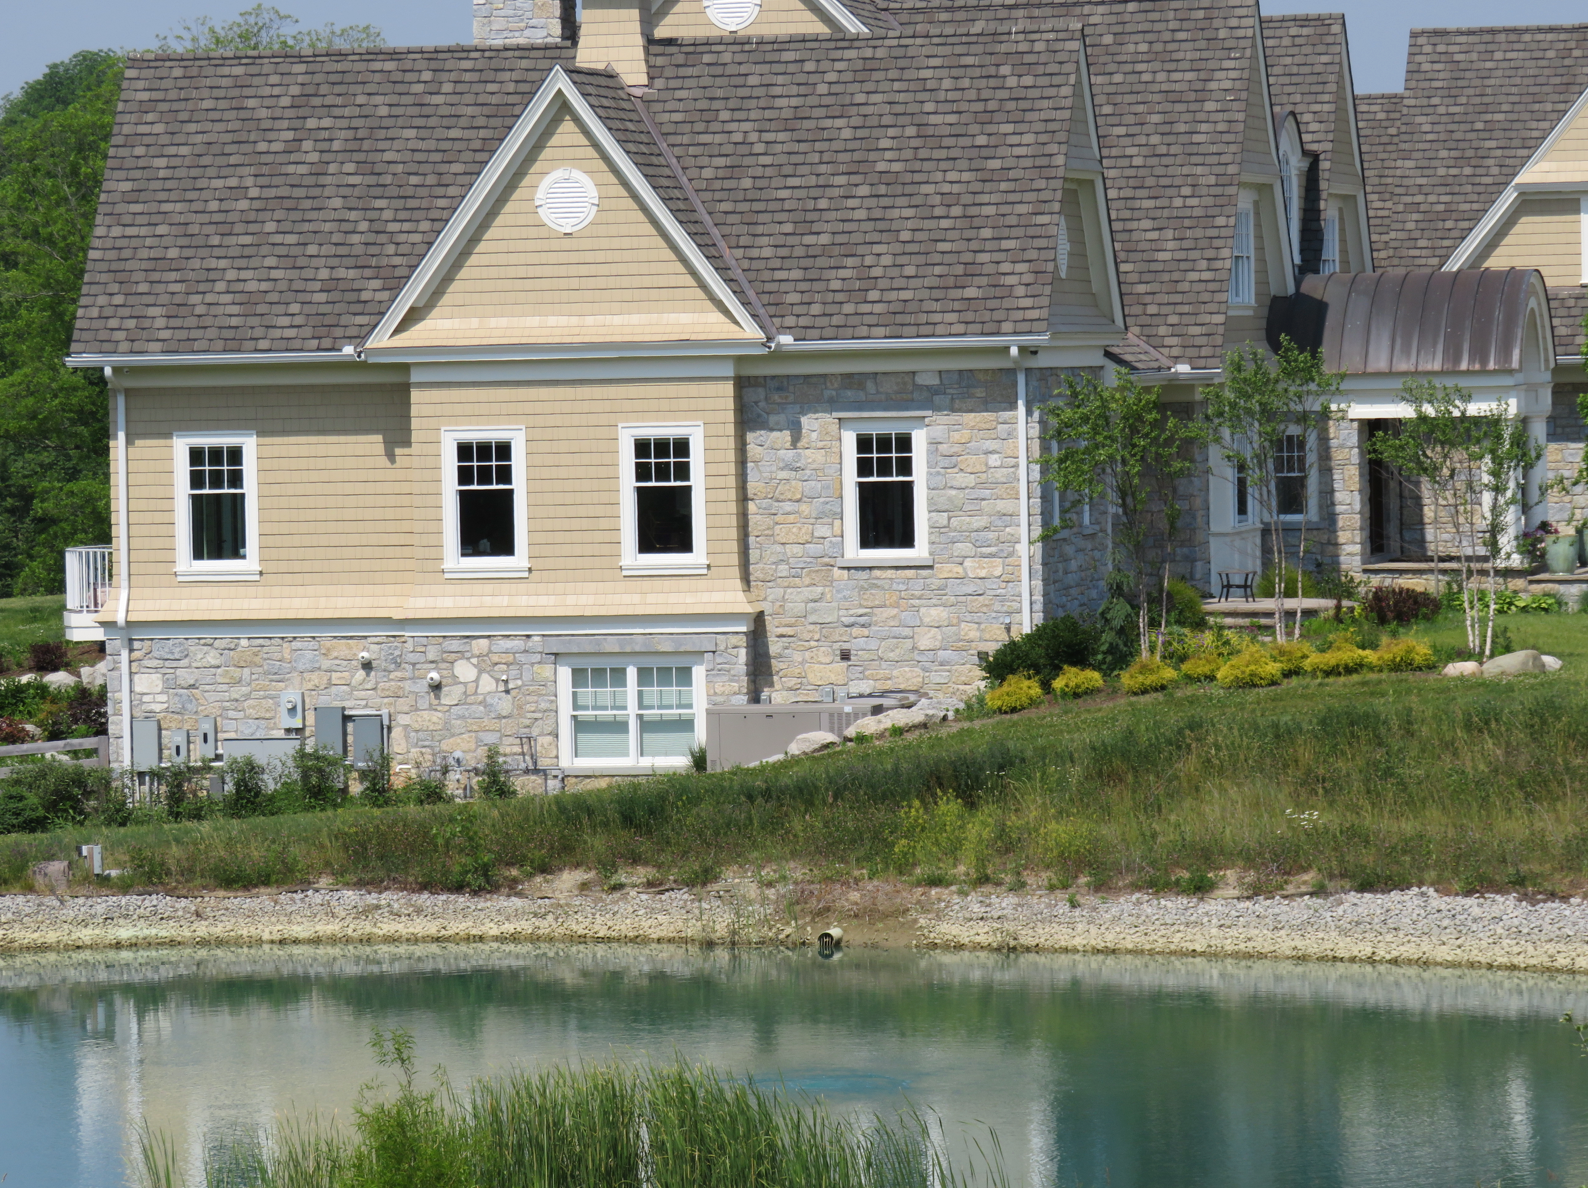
[1441,661,1482,677]
[30,861,68,898]
[786,730,840,757]
[1481,649,1547,676]
[42,670,80,690]
[80,661,108,687]
[843,706,947,741]
[1543,654,1564,671]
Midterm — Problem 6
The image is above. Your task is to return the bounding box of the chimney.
[576,0,651,87]
[474,0,575,46]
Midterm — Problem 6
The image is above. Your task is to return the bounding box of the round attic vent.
[703,0,761,32]
[535,168,599,233]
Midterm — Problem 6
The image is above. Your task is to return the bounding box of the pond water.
[2,943,1587,1187]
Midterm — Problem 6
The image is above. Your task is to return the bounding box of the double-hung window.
[841,419,929,562]
[1321,208,1340,275]
[173,432,259,580]
[620,424,707,575]
[1229,200,1255,306]
[1275,432,1307,519]
[560,656,703,767]
[443,427,528,578]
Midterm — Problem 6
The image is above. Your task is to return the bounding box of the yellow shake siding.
[651,0,841,37]
[1474,196,1583,286]
[1329,77,1361,191]
[1242,51,1279,176]
[1519,103,1588,185]
[1049,184,1112,329]
[384,109,754,349]
[1224,192,1272,348]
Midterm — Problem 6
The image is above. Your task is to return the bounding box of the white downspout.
[107,366,132,766]
[1011,347,1033,635]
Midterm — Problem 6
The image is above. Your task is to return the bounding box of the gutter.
[68,349,361,369]
[1011,347,1033,636]
[106,365,133,768]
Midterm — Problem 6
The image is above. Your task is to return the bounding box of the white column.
[1523,411,1550,524]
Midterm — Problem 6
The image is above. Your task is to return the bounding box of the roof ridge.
[126,43,569,63]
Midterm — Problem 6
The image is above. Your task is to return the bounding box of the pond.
[2,943,1586,1187]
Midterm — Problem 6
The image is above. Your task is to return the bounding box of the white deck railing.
[65,545,113,613]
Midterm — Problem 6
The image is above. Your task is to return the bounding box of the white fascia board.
[366,339,767,364]
[364,65,763,346]
[1336,27,1372,271]
[1132,368,1223,385]
[121,613,757,639]
[777,333,1050,352]
[809,0,868,33]
[1446,82,1588,271]
[69,350,360,369]
[1074,38,1128,329]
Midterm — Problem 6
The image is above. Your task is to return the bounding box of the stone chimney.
[474,0,574,46]
[576,0,651,87]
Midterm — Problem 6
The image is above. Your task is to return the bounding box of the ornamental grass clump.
[1120,656,1177,695]
[1215,647,1284,689]
[1177,653,1223,683]
[1051,665,1104,699]
[1302,633,1376,677]
[1267,640,1315,676]
[1373,638,1437,673]
[985,674,1045,714]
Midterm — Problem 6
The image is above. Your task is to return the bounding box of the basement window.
[443,427,528,578]
[560,657,703,767]
[174,431,259,580]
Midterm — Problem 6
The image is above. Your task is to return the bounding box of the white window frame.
[1321,205,1341,275]
[1229,197,1255,307]
[442,426,529,579]
[619,422,708,576]
[1274,428,1314,522]
[840,417,930,564]
[172,431,260,581]
[1579,196,1588,286]
[557,653,705,770]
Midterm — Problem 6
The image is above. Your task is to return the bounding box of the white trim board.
[1446,82,1588,271]
[363,66,763,348]
[68,350,362,369]
[112,613,758,639]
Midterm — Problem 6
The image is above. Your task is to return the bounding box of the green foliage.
[0,759,116,833]
[1178,652,1222,683]
[1162,577,1207,629]
[1445,586,1559,616]
[688,742,708,774]
[1254,567,1320,599]
[1120,656,1177,695]
[1215,648,1284,689]
[981,613,1096,686]
[985,675,1045,714]
[1266,640,1315,676]
[1051,665,1104,699]
[1373,639,1436,673]
[476,745,516,800]
[155,4,384,52]
[1302,634,1376,677]
[1092,570,1140,674]
[222,754,267,818]
[0,595,68,664]
[893,796,998,877]
[279,746,347,811]
[404,776,451,806]
[356,748,394,808]
[953,690,995,721]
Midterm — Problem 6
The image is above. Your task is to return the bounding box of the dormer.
[1274,110,1308,266]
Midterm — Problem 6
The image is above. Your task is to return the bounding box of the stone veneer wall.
[106,632,748,777]
[1546,383,1588,526]
[473,0,569,44]
[1262,414,1362,576]
[741,368,1095,705]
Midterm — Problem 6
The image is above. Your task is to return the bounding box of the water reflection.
[1,944,1586,1187]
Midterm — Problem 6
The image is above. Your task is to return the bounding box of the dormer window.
[1321,207,1340,275]
[1229,198,1255,306]
[1279,151,1296,238]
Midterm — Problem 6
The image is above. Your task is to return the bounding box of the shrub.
[357,748,395,807]
[36,683,108,740]
[0,761,116,834]
[223,753,268,817]
[985,675,1045,714]
[1302,634,1375,677]
[476,745,516,800]
[0,717,31,745]
[1267,640,1315,676]
[1362,584,1441,626]
[1093,573,1140,674]
[981,614,1097,686]
[1216,648,1284,689]
[1255,567,1319,599]
[954,690,995,721]
[1120,656,1177,695]
[157,761,210,823]
[405,775,451,806]
[1374,638,1436,673]
[1178,652,1223,682]
[1051,666,1104,699]
[27,641,68,672]
[1163,578,1207,629]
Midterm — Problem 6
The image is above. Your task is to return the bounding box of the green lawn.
[0,594,64,663]
[7,609,1588,898]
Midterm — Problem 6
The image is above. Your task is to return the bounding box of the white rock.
[42,670,79,690]
[1542,654,1564,671]
[843,706,946,741]
[79,661,108,687]
[452,658,478,683]
[1481,649,1547,676]
[786,730,840,757]
[1441,661,1482,677]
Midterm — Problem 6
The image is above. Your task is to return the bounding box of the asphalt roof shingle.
[1261,13,1347,275]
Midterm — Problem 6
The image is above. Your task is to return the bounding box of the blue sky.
[1,1,1585,108]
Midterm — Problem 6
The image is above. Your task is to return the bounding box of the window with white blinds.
[1321,210,1340,275]
[1229,205,1255,305]
[562,658,702,766]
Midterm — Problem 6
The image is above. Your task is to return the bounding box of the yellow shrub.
[1267,640,1315,676]
[985,674,1045,713]
[1178,652,1223,683]
[1302,635,1375,677]
[1373,638,1436,673]
[1120,657,1178,695]
[1216,647,1284,688]
[1052,665,1105,699]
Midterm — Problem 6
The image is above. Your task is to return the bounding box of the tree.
[1039,370,1206,660]
[156,5,384,53]
[1203,339,1341,643]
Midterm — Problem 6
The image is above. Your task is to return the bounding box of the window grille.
[1229,207,1255,305]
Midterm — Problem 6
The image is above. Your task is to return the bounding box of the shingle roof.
[75,46,575,356]
[884,0,1266,369]
[1355,24,1588,355]
[1261,13,1346,274]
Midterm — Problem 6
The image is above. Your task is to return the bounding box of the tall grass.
[11,619,1588,894]
[137,1033,1004,1188]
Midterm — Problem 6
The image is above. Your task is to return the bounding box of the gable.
[1517,88,1588,186]
[1048,183,1114,331]
[380,104,758,349]
[1243,42,1278,177]
[1329,72,1361,191]
[652,0,844,37]
[1471,195,1583,287]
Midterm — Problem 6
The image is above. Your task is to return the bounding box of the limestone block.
[804,664,847,686]
[786,730,840,757]
[132,673,163,694]
[233,649,263,668]
[453,658,479,683]
[411,711,445,731]
[440,683,466,706]
[964,558,1005,579]
[320,641,364,660]
[80,661,108,687]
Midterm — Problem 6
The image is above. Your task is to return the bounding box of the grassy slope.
[0,595,64,655]
[7,612,1588,896]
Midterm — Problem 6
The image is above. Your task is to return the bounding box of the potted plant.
[1543,522,1579,574]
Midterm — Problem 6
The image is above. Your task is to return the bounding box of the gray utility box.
[706,701,889,771]
[221,737,301,769]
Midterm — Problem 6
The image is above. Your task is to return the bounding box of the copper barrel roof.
[1265,268,1549,373]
